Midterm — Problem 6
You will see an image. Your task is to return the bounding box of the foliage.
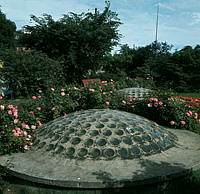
[104,42,200,92]
[19,1,121,83]
[0,81,199,156]
[0,50,65,97]
[0,8,16,49]
[120,90,200,131]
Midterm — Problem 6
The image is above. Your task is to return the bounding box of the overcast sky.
[1,0,200,51]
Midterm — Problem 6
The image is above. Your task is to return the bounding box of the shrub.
[0,50,65,97]
[119,90,200,132]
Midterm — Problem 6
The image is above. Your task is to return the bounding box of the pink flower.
[8,110,12,115]
[38,90,42,93]
[15,127,20,131]
[170,121,175,125]
[60,92,65,96]
[32,96,37,100]
[63,112,67,116]
[50,88,55,91]
[31,125,36,130]
[37,120,42,127]
[101,81,107,84]
[147,103,152,107]
[194,113,198,119]
[105,101,110,105]
[24,145,29,150]
[21,123,27,128]
[122,100,126,104]
[13,111,18,118]
[38,96,41,99]
[89,88,95,92]
[158,101,163,105]
[14,119,19,124]
[0,96,3,100]
[14,133,19,136]
[181,121,186,125]
[36,107,41,111]
[0,105,5,110]
[0,131,5,134]
[12,129,16,133]
[29,111,34,115]
[61,88,65,92]
[23,131,28,136]
[102,92,107,95]
[7,105,14,109]
[149,98,158,102]
[109,91,113,93]
[51,107,56,111]
[26,138,30,141]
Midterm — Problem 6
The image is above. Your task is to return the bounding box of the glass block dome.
[118,88,151,99]
[33,109,177,160]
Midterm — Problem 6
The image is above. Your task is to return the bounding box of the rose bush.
[0,82,199,156]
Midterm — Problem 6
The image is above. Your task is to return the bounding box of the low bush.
[0,81,199,156]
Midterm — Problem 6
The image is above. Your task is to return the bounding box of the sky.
[1,0,200,52]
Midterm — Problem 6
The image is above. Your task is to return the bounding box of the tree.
[19,1,121,83]
[0,8,16,49]
[0,50,65,97]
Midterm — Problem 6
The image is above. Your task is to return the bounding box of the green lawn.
[177,93,200,98]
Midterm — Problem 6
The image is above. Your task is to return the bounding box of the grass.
[177,93,200,98]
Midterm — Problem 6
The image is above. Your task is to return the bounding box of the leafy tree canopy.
[19,1,122,83]
[0,7,16,49]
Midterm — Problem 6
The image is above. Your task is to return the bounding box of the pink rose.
[8,110,12,115]
[24,145,29,150]
[147,103,152,107]
[122,100,126,104]
[13,111,18,118]
[170,121,175,125]
[37,120,42,127]
[14,133,19,137]
[15,128,21,132]
[51,107,56,111]
[0,96,3,100]
[38,96,41,99]
[105,101,110,105]
[101,81,107,84]
[23,131,28,136]
[7,105,14,109]
[14,119,19,124]
[50,88,55,91]
[61,88,65,92]
[181,121,186,125]
[32,96,37,100]
[36,107,41,111]
[89,88,95,92]
[0,131,5,134]
[61,92,65,96]
[158,101,163,105]
[102,92,107,95]
[0,105,5,110]
[38,90,42,93]
[149,98,158,102]
[31,125,36,130]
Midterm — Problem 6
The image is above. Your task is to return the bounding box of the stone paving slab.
[0,129,200,188]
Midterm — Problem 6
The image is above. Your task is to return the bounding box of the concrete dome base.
[0,129,200,188]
